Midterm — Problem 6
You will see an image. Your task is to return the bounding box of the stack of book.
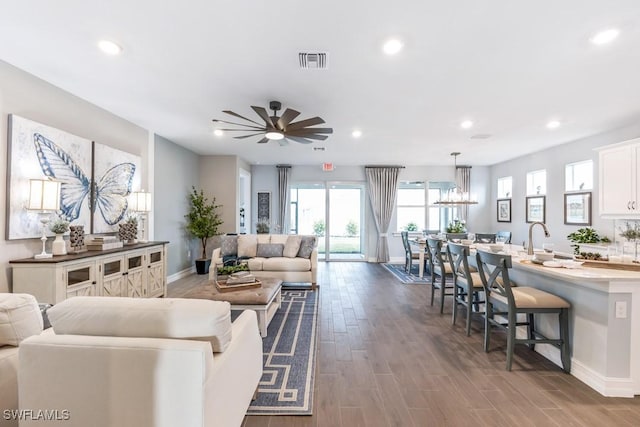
[226,271,257,285]
[86,236,123,251]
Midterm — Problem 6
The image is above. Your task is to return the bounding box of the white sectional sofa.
[212,234,318,289]
[0,294,45,427]
[18,296,263,427]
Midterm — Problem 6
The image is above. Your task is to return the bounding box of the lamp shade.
[28,179,61,211]
[129,191,152,212]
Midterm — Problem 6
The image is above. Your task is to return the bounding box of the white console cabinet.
[598,138,640,217]
[11,242,168,304]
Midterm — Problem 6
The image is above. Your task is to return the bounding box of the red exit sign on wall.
[322,163,334,171]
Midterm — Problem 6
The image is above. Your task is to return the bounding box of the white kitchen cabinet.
[11,242,168,304]
[598,138,640,217]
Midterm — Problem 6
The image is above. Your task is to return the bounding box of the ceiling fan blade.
[218,128,267,132]
[233,132,267,139]
[278,139,289,147]
[251,106,275,128]
[287,117,326,130]
[222,110,263,126]
[256,137,269,144]
[286,128,333,136]
[212,119,264,130]
[277,108,301,130]
[288,133,328,141]
[287,136,314,144]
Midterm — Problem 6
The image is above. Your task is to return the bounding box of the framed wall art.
[526,196,546,223]
[564,192,592,226]
[497,199,511,223]
[257,191,271,222]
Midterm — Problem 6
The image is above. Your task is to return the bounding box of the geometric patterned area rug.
[382,263,430,284]
[246,289,318,415]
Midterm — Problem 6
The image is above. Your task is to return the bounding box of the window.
[497,176,512,198]
[526,170,546,195]
[428,188,441,230]
[397,182,425,232]
[565,160,593,191]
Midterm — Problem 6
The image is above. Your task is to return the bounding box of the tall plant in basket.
[185,187,223,274]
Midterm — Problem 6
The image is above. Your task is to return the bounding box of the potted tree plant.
[185,187,223,274]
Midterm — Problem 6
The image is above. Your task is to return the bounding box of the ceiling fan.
[212,101,333,145]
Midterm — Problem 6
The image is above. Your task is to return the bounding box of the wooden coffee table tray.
[215,279,262,292]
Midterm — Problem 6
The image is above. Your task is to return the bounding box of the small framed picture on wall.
[526,196,546,223]
[497,199,511,223]
[564,192,592,226]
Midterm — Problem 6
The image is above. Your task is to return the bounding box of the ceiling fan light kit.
[212,100,333,146]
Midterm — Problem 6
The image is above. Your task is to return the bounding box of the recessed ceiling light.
[460,120,474,129]
[590,28,620,45]
[546,120,561,129]
[213,129,224,137]
[98,39,123,55]
[382,39,403,55]
[351,130,362,138]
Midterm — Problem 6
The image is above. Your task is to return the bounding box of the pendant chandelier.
[433,152,478,206]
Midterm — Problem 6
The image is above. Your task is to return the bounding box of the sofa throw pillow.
[237,234,258,258]
[0,293,44,346]
[283,235,302,258]
[297,236,317,258]
[256,243,284,258]
[220,235,238,257]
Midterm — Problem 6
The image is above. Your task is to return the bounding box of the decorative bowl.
[533,252,554,262]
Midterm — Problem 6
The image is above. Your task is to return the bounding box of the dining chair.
[422,229,440,237]
[447,243,485,336]
[426,238,454,314]
[401,231,420,273]
[475,233,497,243]
[475,250,571,373]
[496,231,512,244]
[445,232,468,242]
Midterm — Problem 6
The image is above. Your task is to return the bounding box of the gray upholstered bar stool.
[426,238,454,314]
[476,250,571,373]
[447,242,485,336]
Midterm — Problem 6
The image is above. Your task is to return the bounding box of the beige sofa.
[212,234,318,289]
[18,296,263,427]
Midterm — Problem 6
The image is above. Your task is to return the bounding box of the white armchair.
[18,297,263,427]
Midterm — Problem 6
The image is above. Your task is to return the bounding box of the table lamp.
[128,191,151,242]
[27,179,61,259]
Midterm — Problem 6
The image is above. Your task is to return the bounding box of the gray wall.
[153,134,199,275]
[490,122,640,253]
[0,60,149,293]
[251,164,491,261]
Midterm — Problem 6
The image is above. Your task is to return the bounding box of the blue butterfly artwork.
[33,133,136,226]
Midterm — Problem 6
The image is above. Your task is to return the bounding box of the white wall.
[490,122,640,253]
[0,60,149,293]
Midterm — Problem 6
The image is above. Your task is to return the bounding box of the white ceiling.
[1,1,640,166]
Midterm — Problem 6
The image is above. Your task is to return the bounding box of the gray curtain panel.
[365,167,401,262]
[456,166,471,222]
[277,165,291,234]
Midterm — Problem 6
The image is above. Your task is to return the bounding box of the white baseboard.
[517,329,636,397]
[167,266,195,284]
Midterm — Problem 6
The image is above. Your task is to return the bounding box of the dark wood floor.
[168,262,640,427]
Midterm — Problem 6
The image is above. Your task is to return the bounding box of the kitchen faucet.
[528,222,550,255]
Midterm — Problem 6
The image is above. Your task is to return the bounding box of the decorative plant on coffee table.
[185,187,223,274]
[216,263,250,282]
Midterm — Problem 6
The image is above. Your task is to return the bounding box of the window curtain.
[365,166,401,262]
[456,166,471,222]
[277,165,291,234]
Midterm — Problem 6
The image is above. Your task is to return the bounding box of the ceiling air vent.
[470,134,492,140]
[299,52,328,69]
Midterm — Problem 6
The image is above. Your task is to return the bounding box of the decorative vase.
[52,234,67,255]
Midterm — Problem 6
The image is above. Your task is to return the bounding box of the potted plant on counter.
[49,214,70,255]
[185,187,223,274]
[567,227,610,256]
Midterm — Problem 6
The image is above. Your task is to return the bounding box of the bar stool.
[426,238,454,314]
[447,242,484,336]
[476,250,571,373]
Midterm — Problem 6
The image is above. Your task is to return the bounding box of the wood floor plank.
[166,262,640,427]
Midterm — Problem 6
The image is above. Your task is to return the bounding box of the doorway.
[290,182,366,261]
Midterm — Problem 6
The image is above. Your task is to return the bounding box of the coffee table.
[183,277,282,337]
